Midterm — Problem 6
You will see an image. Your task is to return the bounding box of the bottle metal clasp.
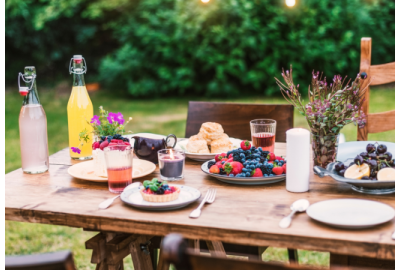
[18,72,36,96]
[69,57,87,74]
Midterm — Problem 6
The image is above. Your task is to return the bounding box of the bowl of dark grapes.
[314,142,395,195]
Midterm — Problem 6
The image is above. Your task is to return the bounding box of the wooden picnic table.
[5,143,395,269]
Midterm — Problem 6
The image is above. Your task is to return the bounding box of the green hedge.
[6,0,394,96]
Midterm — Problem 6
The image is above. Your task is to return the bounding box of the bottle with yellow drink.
[68,55,93,160]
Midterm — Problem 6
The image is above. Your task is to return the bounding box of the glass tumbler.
[250,119,277,153]
[104,145,133,193]
[158,149,185,181]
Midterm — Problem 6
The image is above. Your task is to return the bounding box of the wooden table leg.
[205,241,226,257]
[129,235,154,270]
[330,253,395,269]
[288,249,298,265]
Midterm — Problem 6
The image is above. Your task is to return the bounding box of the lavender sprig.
[275,66,371,136]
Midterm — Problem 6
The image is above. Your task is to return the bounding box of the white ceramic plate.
[120,185,201,211]
[177,138,242,162]
[337,141,395,162]
[201,160,286,185]
[307,199,394,229]
[68,159,156,182]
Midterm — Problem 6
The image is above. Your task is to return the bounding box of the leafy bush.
[6,0,394,96]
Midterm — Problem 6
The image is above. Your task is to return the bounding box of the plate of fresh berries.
[201,140,286,185]
[314,142,395,195]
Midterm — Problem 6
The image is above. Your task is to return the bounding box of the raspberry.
[99,140,109,150]
[164,190,172,194]
[92,141,100,150]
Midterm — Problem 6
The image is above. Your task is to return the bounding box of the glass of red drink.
[103,145,133,193]
[250,119,277,153]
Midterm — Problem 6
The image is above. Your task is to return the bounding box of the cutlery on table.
[279,199,310,229]
[189,188,216,218]
[98,182,141,210]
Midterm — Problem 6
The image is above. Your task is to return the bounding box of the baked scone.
[186,136,210,153]
[210,137,233,153]
[199,122,224,145]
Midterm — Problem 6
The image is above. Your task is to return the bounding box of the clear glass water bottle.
[18,66,49,174]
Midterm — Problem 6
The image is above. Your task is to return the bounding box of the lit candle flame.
[169,149,175,160]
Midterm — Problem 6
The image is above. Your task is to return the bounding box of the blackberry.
[101,136,106,141]
[261,151,270,158]
[207,161,216,169]
[260,165,272,175]
[123,138,129,142]
[232,153,241,162]
[260,157,266,164]
[219,168,225,175]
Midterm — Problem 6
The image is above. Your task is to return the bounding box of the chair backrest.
[161,234,366,270]
[185,102,294,142]
[357,37,395,141]
[5,250,76,270]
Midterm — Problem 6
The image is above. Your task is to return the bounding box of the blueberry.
[275,159,279,163]
[250,165,255,170]
[264,174,268,177]
[269,174,274,176]
[245,172,251,177]
[222,161,225,164]
[258,147,263,151]
[256,158,260,161]
[241,159,246,163]
[229,174,234,177]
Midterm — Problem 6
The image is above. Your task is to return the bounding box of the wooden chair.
[160,234,373,270]
[185,102,294,142]
[5,250,76,270]
[357,37,395,141]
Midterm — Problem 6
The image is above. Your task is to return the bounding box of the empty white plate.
[68,159,156,182]
[307,199,394,229]
[120,185,201,211]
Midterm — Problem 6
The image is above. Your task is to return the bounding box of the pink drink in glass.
[104,145,133,193]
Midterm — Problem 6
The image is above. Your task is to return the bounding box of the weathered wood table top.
[5,143,395,260]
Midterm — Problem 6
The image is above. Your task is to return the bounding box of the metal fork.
[189,188,216,218]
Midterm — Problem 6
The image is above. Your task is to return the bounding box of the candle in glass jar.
[286,128,310,192]
[158,149,185,181]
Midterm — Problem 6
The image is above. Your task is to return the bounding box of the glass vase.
[311,134,339,168]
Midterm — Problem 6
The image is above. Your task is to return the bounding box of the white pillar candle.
[286,128,310,192]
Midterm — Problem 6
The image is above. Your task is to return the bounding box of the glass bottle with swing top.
[18,66,49,174]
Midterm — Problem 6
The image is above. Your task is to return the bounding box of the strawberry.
[92,141,100,150]
[276,156,284,161]
[251,168,263,177]
[220,158,228,162]
[227,158,234,163]
[209,165,220,174]
[223,162,243,175]
[215,153,227,162]
[272,166,284,175]
[99,140,109,150]
[282,163,287,173]
[267,152,276,161]
[215,161,223,169]
[240,140,251,151]
[164,190,172,194]
[111,139,119,143]
[228,154,233,159]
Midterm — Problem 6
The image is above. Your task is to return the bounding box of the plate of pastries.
[177,122,242,161]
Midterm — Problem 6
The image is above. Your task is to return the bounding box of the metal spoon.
[98,182,141,210]
[279,199,310,229]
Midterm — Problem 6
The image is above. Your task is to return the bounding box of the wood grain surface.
[185,102,293,142]
[5,144,395,260]
[357,37,395,141]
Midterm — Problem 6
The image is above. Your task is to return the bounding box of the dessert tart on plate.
[140,178,180,202]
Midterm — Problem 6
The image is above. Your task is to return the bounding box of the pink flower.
[90,115,101,125]
[114,112,125,125]
[107,112,116,124]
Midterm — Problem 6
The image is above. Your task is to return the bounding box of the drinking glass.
[158,149,185,181]
[250,119,277,153]
[104,145,133,193]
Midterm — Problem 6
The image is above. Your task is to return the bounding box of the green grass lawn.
[5,87,394,269]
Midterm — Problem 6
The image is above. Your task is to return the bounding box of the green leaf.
[143,180,151,187]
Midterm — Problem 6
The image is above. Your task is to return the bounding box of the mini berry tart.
[140,178,180,203]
